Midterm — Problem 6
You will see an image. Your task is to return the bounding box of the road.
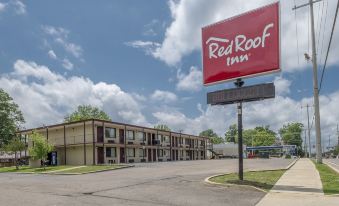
[0,159,293,206]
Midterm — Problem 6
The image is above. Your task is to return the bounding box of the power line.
[319,0,339,93]
[316,0,325,55]
[294,0,300,65]
[319,0,329,67]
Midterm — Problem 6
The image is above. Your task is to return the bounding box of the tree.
[279,123,304,155]
[0,89,25,147]
[154,124,171,131]
[242,126,276,147]
[3,137,26,170]
[199,129,224,144]
[225,124,237,143]
[64,105,111,123]
[29,131,53,169]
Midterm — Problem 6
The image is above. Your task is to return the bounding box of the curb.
[323,161,339,174]
[3,165,134,175]
[51,165,134,175]
[204,158,299,193]
[285,158,299,170]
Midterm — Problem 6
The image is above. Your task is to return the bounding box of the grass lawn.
[210,170,286,191]
[0,165,73,173]
[54,165,126,174]
[313,161,339,195]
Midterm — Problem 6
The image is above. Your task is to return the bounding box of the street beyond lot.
[0,159,293,206]
[324,158,339,172]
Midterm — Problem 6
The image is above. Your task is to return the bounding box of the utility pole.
[293,0,322,163]
[304,129,307,157]
[301,104,312,157]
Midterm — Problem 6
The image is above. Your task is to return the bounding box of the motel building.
[18,119,212,166]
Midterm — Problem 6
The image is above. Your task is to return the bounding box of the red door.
[148,149,152,162]
[97,126,103,143]
[120,148,125,163]
[97,147,104,164]
[119,129,124,144]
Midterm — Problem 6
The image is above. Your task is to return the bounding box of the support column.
[46,127,49,143]
[83,121,86,165]
[124,125,127,163]
[92,120,95,165]
[169,132,172,161]
[64,125,67,165]
[102,122,105,164]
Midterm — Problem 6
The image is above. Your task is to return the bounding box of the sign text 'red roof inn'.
[202,2,280,85]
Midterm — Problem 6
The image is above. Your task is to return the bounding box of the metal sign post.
[235,79,244,180]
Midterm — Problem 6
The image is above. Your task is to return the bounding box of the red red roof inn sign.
[202,2,280,85]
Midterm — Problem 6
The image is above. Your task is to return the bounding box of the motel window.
[105,127,116,138]
[180,150,184,157]
[127,130,135,140]
[159,149,163,157]
[106,147,116,158]
[127,148,135,157]
[164,136,169,143]
[139,148,146,157]
[136,132,145,141]
[157,134,162,141]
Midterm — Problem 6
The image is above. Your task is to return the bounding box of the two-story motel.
[18,119,212,165]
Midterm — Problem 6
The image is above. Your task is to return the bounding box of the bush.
[285,154,291,159]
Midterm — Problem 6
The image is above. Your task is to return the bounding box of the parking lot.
[0,159,293,206]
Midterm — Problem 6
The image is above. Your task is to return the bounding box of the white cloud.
[150,90,178,103]
[0,2,6,12]
[176,66,202,92]
[125,40,160,55]
[0,1,26,14]
[47,50,57,60]
[62,58,74,70]
[42,25,83,59]
[274,76,291,96]
[12,0,26,15]
[129,0,339,71]
[0,60,148,128]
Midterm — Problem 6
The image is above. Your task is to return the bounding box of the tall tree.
[225,124,237,143]
[0,89,25,147]
[3,137,26,170]
[243,126,276,146]
[154,124,171,131]
[29,131,53,169]
[64,105,111,123]
[199,129,224,144]
[279,123,304,155]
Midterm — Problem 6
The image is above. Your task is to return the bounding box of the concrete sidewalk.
[256,158,339,206]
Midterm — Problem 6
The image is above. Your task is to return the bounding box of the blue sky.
[0,0,339,150]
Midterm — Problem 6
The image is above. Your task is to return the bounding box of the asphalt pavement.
[0,159,293,206]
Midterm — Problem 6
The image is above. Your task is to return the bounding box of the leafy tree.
[29,131,53,169]
[3,137,26,170]
[279,123,304,155]
[242,126,276,146]
[0,89,25,147]
[225,124,237,143]
[199,129,224,144]
[225,124,276,146]
[64,105,111,122]
[154,124,171,131]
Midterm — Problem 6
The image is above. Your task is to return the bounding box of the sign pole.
[235,78,244,181]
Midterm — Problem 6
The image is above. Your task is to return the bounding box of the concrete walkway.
[256,158,339,206]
